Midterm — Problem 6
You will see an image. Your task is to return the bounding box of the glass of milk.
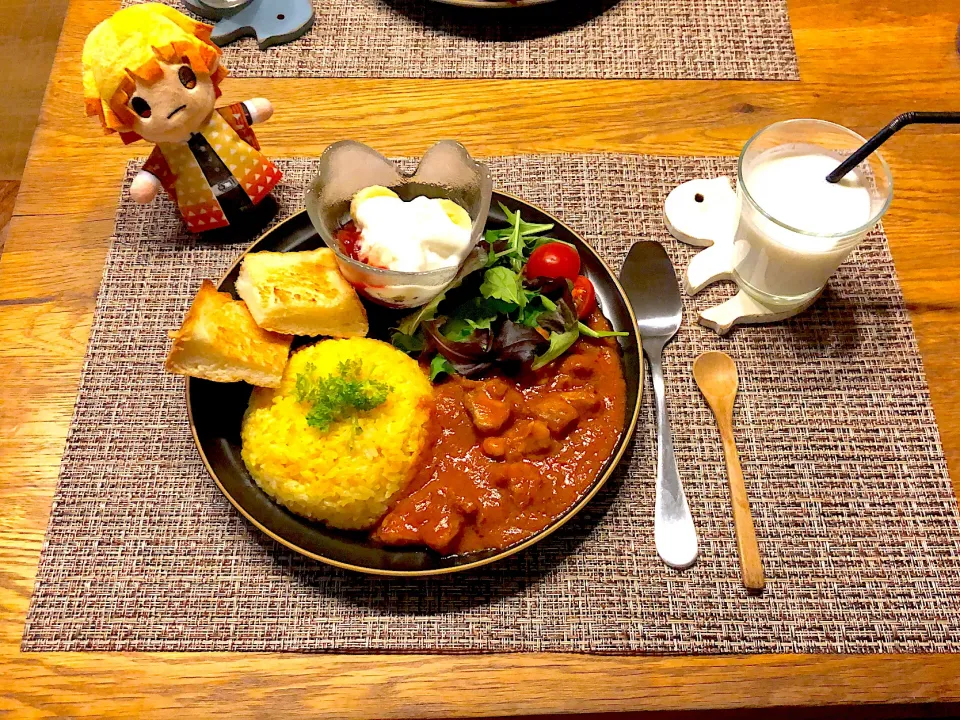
[732,119,893,305]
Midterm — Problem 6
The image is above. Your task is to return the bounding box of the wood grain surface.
[2,0,960,717]
[0,180,19,254]
[0,0,70,179]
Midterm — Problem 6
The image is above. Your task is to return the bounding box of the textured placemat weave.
[119,0,798,80]
[23,154,960,653]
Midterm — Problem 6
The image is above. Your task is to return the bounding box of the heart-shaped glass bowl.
[305,140,493,308]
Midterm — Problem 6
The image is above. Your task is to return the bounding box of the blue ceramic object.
[208,0,315,50]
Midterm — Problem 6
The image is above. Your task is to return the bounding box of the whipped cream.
[353,194,472,273]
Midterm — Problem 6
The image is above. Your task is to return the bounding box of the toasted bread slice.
[165,280,292,387]
[235,248,368,337]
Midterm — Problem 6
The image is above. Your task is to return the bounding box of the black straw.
[825,111,960,183]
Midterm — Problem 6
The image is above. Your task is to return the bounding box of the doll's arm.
[242,98,274,125]
[130,170,161,204]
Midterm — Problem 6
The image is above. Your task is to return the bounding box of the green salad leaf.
[449,296,504,324]
[577,323,629,339]
[516,299,545,328]
[486,202,560,273]
[440,318,475,342]
[397,294,442,338]
[538,295,558,311]
[390,207,624,382]
[532,328,580,370]
[539,295,628,339]
[467,316,494,332]
[429,354,456,381]
[295,360,391,433]
[479,266,525,307]
[395,245,489,337]
[390,330,425,353]
[498,203,554,237]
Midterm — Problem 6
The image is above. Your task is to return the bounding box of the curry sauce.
[373,309,627,555]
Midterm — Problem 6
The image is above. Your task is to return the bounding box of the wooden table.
[3,0,960,717]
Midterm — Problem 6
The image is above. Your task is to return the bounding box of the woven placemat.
[119,0,798,80]
[23,154,960,653]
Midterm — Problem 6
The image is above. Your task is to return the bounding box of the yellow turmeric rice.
[240,338,434,530]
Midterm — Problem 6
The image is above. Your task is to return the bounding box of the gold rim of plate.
[186,190,643,576]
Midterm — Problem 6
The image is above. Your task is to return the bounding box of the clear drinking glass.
[305,140,493,308]
[732,119,894,305]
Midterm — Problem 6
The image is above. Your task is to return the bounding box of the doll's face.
[127,59,216,144]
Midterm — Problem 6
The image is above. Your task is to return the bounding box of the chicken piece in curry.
[373,309,627,555]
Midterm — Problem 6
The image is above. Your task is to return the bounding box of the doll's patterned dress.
[143,102,281,232]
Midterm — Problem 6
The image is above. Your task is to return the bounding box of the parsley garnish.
[294,360,391,433]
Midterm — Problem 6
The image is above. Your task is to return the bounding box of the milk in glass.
[733,144,875,303]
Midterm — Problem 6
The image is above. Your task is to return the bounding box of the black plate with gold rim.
[188,192,642,575]
[429,0,555,7]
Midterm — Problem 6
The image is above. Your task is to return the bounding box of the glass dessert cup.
[305,140,493,308]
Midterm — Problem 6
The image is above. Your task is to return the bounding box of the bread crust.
[165,280,292,387]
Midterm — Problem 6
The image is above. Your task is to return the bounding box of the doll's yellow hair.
[82,3,228,142]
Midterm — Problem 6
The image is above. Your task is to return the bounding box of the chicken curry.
[374,309,627,555]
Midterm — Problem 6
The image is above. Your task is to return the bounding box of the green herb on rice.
[294,360,391,432]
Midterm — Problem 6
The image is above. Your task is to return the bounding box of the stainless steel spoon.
[620,242,698,569]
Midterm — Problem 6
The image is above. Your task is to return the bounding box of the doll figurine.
[82,3,281,234]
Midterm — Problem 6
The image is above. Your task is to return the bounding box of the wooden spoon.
[692,351,766,592]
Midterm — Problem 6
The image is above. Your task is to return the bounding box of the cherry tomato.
[571,275,596,319]
[525,242,581,281]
